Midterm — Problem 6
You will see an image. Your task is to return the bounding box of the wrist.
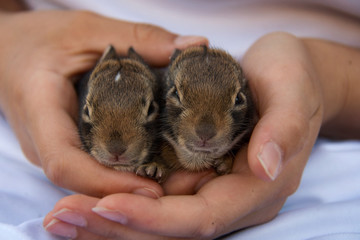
[303,39,360,139]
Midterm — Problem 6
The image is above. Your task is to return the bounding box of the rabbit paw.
[213,154,233,175]
[136,162,167,183]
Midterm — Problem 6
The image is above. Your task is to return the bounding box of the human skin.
[43,33,360,239]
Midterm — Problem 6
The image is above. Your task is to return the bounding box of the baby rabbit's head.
[80,46,159,169]
[163,46,254,171]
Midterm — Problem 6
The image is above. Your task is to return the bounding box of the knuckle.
[53,195,90,212]
[279,176,302,198]
[68,10,99,25]
[132,23,163,44]
[286,178,301,196]
[189,198,225,239]
[281,111,310,158]
[42,154,66,187]
[196,221,219,239]
[61,10,100,42]
[34,10,98,51]
[259,200,285,225]
[291,113,309,141]
[55,195,78,208]
[101,228,124,239]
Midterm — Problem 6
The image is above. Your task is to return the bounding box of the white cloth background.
[1,0,360,239]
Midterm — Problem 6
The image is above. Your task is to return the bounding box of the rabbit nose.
[195,123,216,144]
[107,142,127,157]
[108,145,129,163]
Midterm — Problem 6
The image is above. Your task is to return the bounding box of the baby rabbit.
[162,46,256,175]
[76,45,166,182]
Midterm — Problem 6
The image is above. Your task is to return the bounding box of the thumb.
[247,105,312,181]
[242,32,323,181]
[72,11,208,66]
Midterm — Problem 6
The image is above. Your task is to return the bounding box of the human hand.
[43,32,324,239]
[0,10,208,196]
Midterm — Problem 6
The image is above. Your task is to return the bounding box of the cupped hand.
[43,32,324,239]
[243,32,323,181]
[0,10,208,197]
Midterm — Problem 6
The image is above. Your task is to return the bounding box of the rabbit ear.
[240,75,248,88]
[99,45,118,63]
[127,47,146,63]
[169,49,182,63]
[238,66,248,88]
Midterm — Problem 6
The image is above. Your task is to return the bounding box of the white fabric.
[25,0,360,57]
[2,1,360,239]
[0,113,68,240]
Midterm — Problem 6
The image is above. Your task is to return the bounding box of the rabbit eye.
[235,92,245,106]
[82,105,92,123]
[147,101,156,116]
[84,106,90,116]
[168,86,182,107]
[146,100,158,121]
[172,87,180,101]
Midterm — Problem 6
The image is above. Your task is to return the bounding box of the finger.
[45,149,296,240]
[93,183,269,239]
[45,195,172,240]
[92,146,308,239]
[241,32,323,181]
[92,152,282,239]
[44,195,107,240]
[46,191,282,240]
[25,72,163,197]
[94,194,209,238]
[67,11,209,66]
[45,219,108,240]
[162,169,216,195]
[50,194,216,239]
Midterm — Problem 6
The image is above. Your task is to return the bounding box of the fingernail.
[53,208,87,227]
[132,187,160,199]
[174,35,209,49]
[257,141,282,181]
[92,207,128,225]
[45,219,78,239]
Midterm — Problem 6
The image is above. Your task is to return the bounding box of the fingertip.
[132,187,162,199]
[163,170,215,195]
[247,123,285,182]
[248,152,272,182]
[43,211,55,229]
[92,207,128,225]
[139,34,209,66]
[255,140,283,181]
[174,35,209,49]
[44,219,78,239]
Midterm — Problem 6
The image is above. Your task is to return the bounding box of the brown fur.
[77,45,167,182]
[162,46,256,174]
